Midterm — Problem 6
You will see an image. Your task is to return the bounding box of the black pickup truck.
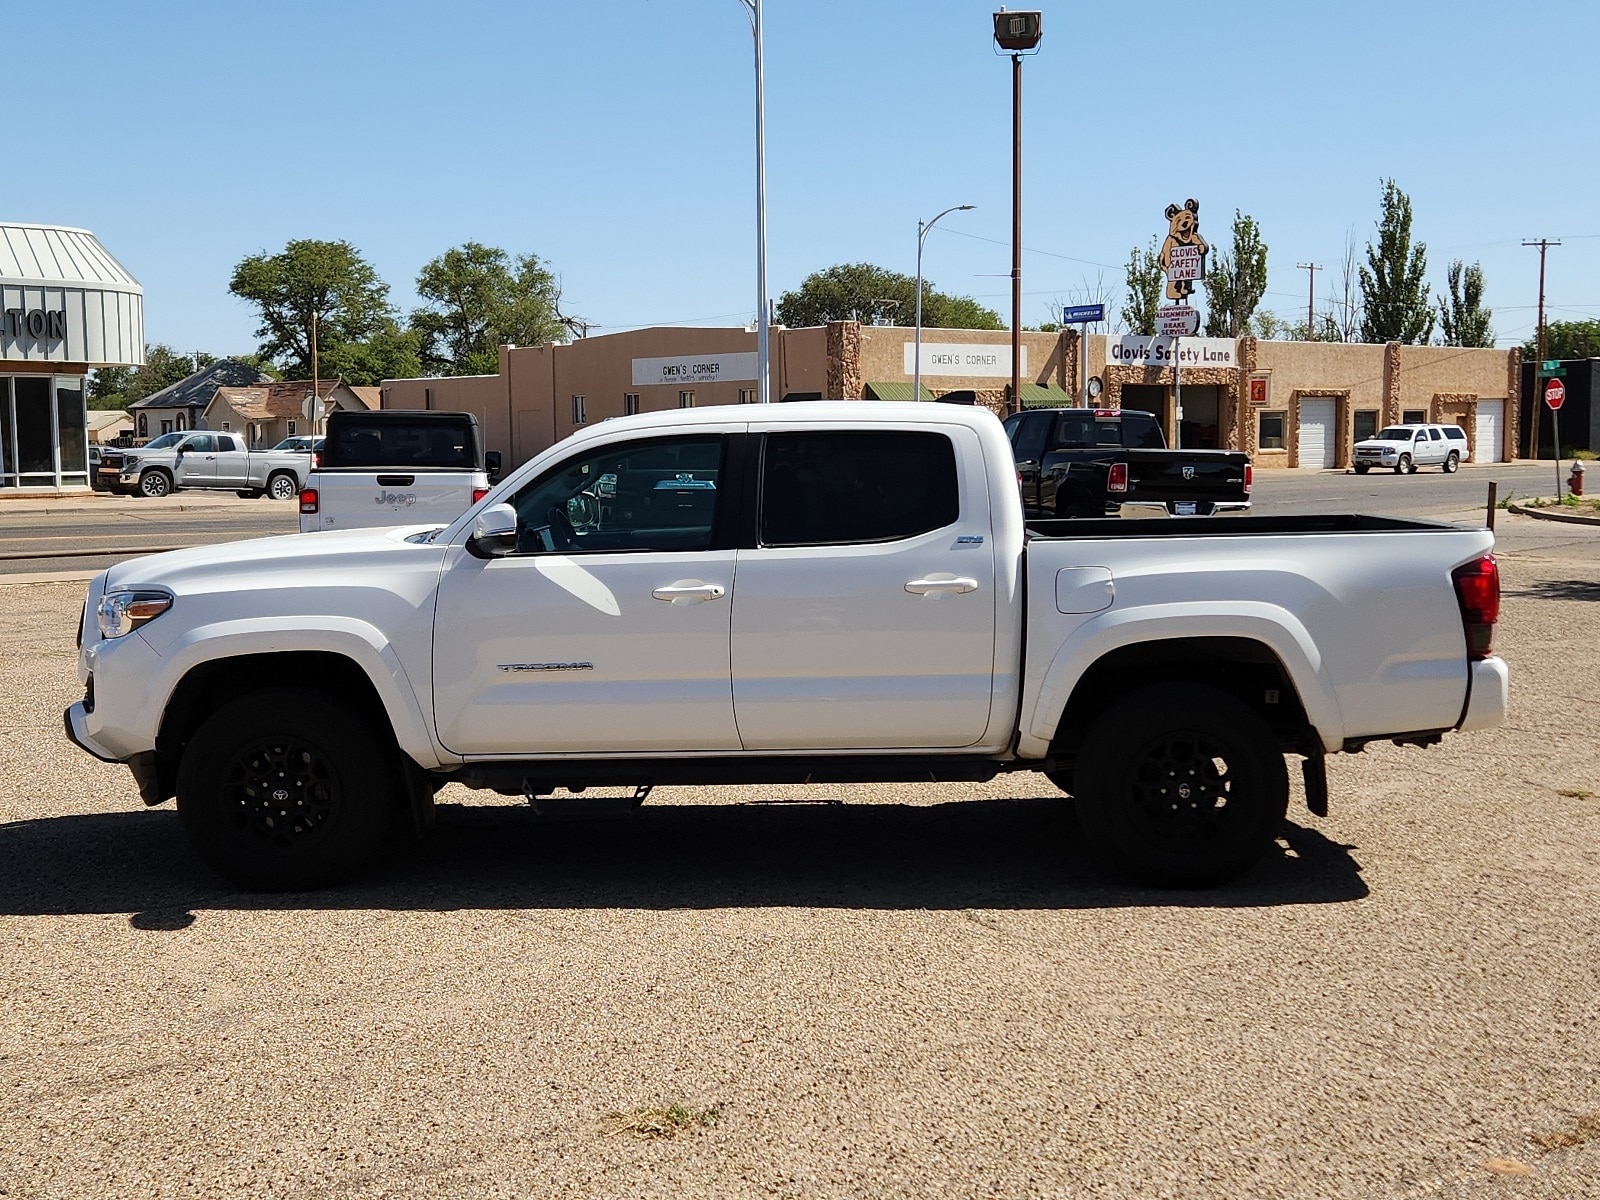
[1002,407,1252,518]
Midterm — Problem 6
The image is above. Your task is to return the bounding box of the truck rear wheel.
[266,472,297,501]
[176,688,397,891]
[1071,683,1288,888]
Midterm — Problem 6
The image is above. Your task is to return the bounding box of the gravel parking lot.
[2,520,1598,1199]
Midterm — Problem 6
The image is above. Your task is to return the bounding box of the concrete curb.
[0,545,193,562]
[0,570,99,587]
[1506,502,1600,527]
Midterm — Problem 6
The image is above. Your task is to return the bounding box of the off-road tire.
[266,472,298,501]
[1071,683,1289,888]
[176,688,398,891]
[138,470,172,498]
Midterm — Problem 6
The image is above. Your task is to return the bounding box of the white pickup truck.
[66,403,1507,892]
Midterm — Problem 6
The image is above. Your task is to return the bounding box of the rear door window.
[1012,413,1051,463]
[759,431,959,547]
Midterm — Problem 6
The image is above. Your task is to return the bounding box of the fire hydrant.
[1570,461,1587,497]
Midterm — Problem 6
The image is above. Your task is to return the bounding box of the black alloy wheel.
[177,688,397,890]
[1071,683,1289,888]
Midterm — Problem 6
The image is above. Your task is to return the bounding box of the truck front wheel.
[176,688,396,891]
[138,470,172,498]
[1071,683,1288,888]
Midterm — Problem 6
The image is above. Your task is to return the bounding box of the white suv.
[1352,423,1469,474]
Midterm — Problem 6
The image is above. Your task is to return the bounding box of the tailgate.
[1126,451,1249,509]
[305,470,486,531]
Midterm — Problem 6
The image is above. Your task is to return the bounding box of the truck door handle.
[652,580,726,604]
[905,576,979,595]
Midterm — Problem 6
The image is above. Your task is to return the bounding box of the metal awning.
[864,381,936,402]
[1020,383,1073,408]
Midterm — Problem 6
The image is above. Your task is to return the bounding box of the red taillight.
[299,487,319,515]
[311,452,321,469]
[1243,463,1253,495]
[472,487,489,504]
[1451,554,1499,660]
[1107,462,1129,493]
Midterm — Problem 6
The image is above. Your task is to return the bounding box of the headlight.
[97,590,173,639]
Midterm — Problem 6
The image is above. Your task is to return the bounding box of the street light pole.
[739,0,770,403]
[993,10,1041,416]
[915,204,975,404]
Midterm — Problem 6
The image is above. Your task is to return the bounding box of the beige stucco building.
[381,322,1521,471]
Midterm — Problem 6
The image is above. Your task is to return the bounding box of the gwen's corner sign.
[1106,335,1238,369]
[631,351,758,388]
[903,342,1028,379]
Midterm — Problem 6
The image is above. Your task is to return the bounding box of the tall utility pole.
[1522,238,1559,459]
[1297,262,1321,340]
[737,0,769,402]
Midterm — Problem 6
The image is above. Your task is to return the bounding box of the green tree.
[1522,319,1600,362]
[1202,211,1269,337]
[324,321,425,386]
[775,262,1003,330]
[1121,239,1162,336]
[411,242,571,376]
[1435,260,1493,347]
[1359,180,1434,344]
[229,239,398,382]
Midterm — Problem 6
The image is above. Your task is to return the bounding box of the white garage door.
[1297,398,1337,469]
[1474,400,1504,463]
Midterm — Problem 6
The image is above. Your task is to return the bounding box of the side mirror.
[467,502,518,559]
[485,450,502,482]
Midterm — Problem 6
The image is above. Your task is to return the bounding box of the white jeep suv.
[1352,423,1469,474]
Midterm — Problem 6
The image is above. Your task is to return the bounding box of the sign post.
[1060,303,1105,403]
[1546,378,1566,498]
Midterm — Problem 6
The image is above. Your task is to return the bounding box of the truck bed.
[1025,513,1471,539]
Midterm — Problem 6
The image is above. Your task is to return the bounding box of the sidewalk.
[0,490,246,515]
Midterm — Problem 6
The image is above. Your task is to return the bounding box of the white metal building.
[0,223,144,490]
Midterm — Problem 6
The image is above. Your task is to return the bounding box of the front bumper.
[64,700,121,762]
[1457,656,1509,732]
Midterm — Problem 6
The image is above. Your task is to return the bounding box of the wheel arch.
[1027,615,1342,758]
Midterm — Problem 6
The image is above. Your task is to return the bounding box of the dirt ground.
[2,520,1597,1199]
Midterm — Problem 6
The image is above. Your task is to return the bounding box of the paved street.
[0,485,1597,1198]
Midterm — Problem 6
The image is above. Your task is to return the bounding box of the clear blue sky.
[15,0,1597,357]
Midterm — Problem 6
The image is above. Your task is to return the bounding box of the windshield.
[1374,427,1416,441]
[141,433,186,450]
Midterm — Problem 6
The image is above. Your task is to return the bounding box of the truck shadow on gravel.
[0,797,1367,919]
[1505,578,1600,602]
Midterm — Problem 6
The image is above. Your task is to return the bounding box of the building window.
[1258,411,1286,450]
[624,393,640,416]
[287,420,297,436]
[175,412,186,431]
[572,395,587,425]
[1403,409,1426,424]
[1353,410,1379,443]
[160,420,173,435]
[138,413,148,439]
[739,389,757,405]
[679,391,695,409]
[220,421,230,431]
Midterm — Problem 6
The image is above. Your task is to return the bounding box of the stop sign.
[1545,379,1566,410]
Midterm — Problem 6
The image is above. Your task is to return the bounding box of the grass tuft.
[1530,1114,1600,1153]
[605,1102,723,1140]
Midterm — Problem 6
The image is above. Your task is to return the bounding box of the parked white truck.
[109,431,313,499]
[298,410,491,532]
[66,403,1507,891]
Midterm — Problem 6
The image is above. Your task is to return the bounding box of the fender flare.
[1025,602,1346,753]
[151,616,454,768]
